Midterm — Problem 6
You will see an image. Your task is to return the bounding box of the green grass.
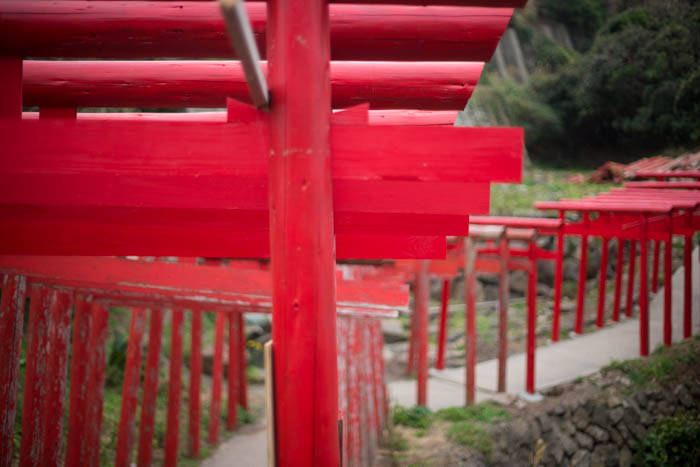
[392,405,433,429]
[602,342,698,386]
[445,422,493,460]
[435,402,510,424]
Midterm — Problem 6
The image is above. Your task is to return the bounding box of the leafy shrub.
[445,422,493,460]
[634,414,700,466]
[392,405,432,429]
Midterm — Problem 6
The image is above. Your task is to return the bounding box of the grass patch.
[435,402,509,424]
[392,405,433,429]
[445,422,493,460]
[384,429,409,452]
[602,342,698,386]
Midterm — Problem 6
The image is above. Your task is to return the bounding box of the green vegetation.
[634,414,700,467]
[435,402,510,424]
[392,405,433,429]
[445,422,494,460]
[602,342,698,386]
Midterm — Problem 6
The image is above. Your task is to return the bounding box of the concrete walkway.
[389,247,700,409]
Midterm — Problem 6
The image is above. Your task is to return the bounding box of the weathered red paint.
[626,241,637,317]
[497,236,509,392]
[188,311,202,458]
[415,262,430,406]
[227,312,240,431]
[639,217,649,356]
[237,313,248,410]
[612,239,625,322]
[435,278,450,370]
[164,309,184,467]
[526,239,537,394]
[137,308,164,467]
[0,275,26,467]
[575,214,590,335]
[0,2,513,61]
[652,241,661,294]
[82,302,109,466]
[115,308,146,467]
[465,238,477,405]
[209,312,225,445]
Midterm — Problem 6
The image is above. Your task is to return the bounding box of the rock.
[644,387,662,401]
[639,410,653,426]
[563,258,579,282]
[562,419,577,435]
[591,444,619,467]
[634,392,648,409]
[657,400,673,416]
[575,431,594,450]
[546,441,565,465]
[510,270,528,295]
[573,407,590,430]
[628,422,646,441]
[510,417,534,446]
[537,414,553,433]
[607,395,624,408]
[647,400,656,412]
[674,384,694,408]
[591,405,608,426]
[555,427,578,456]
[551,404,566,416]
[609,407,624,424]
[538,259,556,284]
[571,450,591,467]
[619,447,632,467]
[616,423,633,446]
[608,427,623,446]
[586,424,610,443]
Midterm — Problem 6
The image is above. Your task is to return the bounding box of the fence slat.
[209,311,225,444]
[227,312,239,430]
[41,291,72,465]
[0,274,26,467]
[19,287,50,467]
[188,310,202,458]
[82,302,109,466]
[115,308,147,467]
[164,309,184,466]
[137,308,164,466]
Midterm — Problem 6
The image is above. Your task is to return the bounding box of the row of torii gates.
[0,0,530,465]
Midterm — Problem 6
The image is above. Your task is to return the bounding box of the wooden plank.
[0,2,513,61]
[164,309,184,466]
[115,308,147,467]
[0,275,26,467]
[23,60,482,111]
[137,308,164,467]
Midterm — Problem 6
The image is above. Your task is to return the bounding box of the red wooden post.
[227,312,240,430]
[336,317,348,467]
[237,312,248,410]
[575,213,590,334]
[639,216,649,356]
[137,308,164,467]
[115,308,146,467]
[436,278,450,370]
[626,240,637,317]
[497,235,509,392]
[663,221,672,346]
[464,237,476,406]
[0,274,26,466]
[415,261,430,406]
[188,310,202,458]
[0,57,22,118]
[164,309,184,467]
[596,237,609,328]
[370,320,384,440]
[651,240,660,294]
[82,302,109,466]
[42,290,72,465]
[551,213,564,341]
[405,304,417,375]
[19,287,50,467]
[683,234,692,339]
[612,238,624,322]
[209,311,224,445]
[526,239,537,394]
[267,0,340,461]
[346,319,360,465]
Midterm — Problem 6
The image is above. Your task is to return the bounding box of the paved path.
[389,247,700,409]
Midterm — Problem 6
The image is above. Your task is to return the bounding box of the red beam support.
[639,217,649,356]
[415,262,430,406]
[626,241,637,317]
[137,309,164,467]
[237,313,248,410]
[19,287,49,467]
[497,235,509,392]
[435,278,450,370]
[42,290,72,465]
[575,213,590,334]
[115,308,146,467]
[464,237,476,405]
[227,312,240,430]
[209,311,225,445]
[188,311,202,458]
[267,0,339,463]
[0,275,26,467]
[596,237,609,328]
[551,212,564,341]
[612,238,624,322]
[526,239,537,394]
[164,309,184,467]
[82,302,109,467]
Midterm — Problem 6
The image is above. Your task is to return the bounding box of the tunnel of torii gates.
[0,0,529,464]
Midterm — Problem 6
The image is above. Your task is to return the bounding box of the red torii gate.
[0,0,527,464]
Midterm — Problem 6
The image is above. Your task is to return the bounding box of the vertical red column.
[626,241,637,317]
[138,308,164,467]
[405,303,417,375]
[238,312,248,410]
[82,302,109,467]
[188,310,202,458]
[0,275,26,467]
[19,287,50,467]
[651,240,661,293]
[464,238,476,406]
[612,238,625,322]
[497,235,509,393]
[164,309,184,467]
[42,291,72,465]
[575,213,590,334]
[526,239,537,394]
[639,216,649,356]
[209,311,224,445]
[66,296,92,466]
[336,317,348,467]
[551,215,565,341]
[596,237,609,328]
[227,312,240,430]
[266,0,339,462]
[0,57,22,118]
[683,233,692,339]
[662,220,672,346]
[415,262,430,407]
[115,308,146,467]
[435,278,450,370]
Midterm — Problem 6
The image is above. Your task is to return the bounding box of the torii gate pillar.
[266,0,340,465]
